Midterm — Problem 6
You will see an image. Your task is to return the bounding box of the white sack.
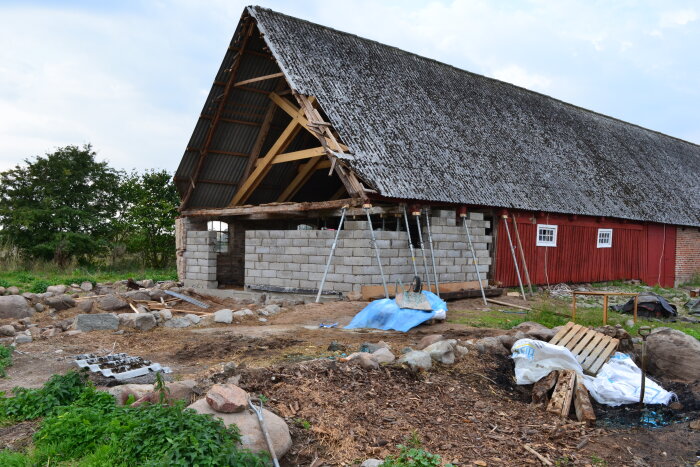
[511,339,583,384]
[581,353,675,407]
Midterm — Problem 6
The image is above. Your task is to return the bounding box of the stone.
[41,328,60,338]
[73,313,119,332]
[28,327,40,338]
[214,309,233,324]
[416,334,445,350]
[34,303,45,313]
[346,291,363,301]
[66,330,83,336]
[0,286,4,295]
[56,319,74,331]
[475,336,510,355]
[423,340,456,364]
[361,460,383,467]
[108,383,155,405]
[645,328,700,383]
[397,350,432,371]
[46,284,67,295]
[80,281,93,292]
[148,288,166,300]
[158,281,178,290]
[259,304,281,316]
[0,295,33,319]
[498,331,528,350]
[0,325,16,337]
[188,398,292,457]
[233,309,254,319]
[76,299,94,313]
[258,317,267,323]
[132,380,197,407]
[44,294,76,311]
[185,314,201,324]
[7,286,20,295]
[512,321,555,341]
[22,292,37,303]
[354,352,380,370]
[455,345,469,357]
[15,334,32,344]
[371,347,395,364]
[98,294,128,311]
[159,309,172,320]
[206,384,248,413]
[360,341,391,353]
[118,313,157,331]
[625,319,635,327]
[139,279,155,288]
[164,317,192,328]
[124,290,151,301]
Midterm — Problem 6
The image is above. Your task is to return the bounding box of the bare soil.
[0,297,697,466]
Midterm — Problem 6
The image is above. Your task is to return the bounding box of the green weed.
[0,345,13,378]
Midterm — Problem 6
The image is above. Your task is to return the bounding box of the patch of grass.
[0,345,12,378]
[680,272,700,287]
[381,431,452,467]
[294,417,312,430]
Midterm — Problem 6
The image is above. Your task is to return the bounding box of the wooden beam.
[254,146,326,167]
[547,370,576,418]
[182,198,359,217]
[277,156,324,202]
[234,72,284,87]
[187,148,248,158]
[573,375,596,425]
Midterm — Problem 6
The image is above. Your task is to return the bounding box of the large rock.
[361,460,383,467]
[475,336,510,355]
[233,309,254,319]
[73,313,119,331]
[0,295,33,319]
[80,281,93,292]
[416,334,445,350]
[372,347,396,364]
[645,328,700,383]
[164,317,191,328]
[98,294,129,311]
[214,309,233,324]
[44,294,76,311]
[512,322,555,341]
[188,398,292,457]
[124,290,151,301]
[118,313,157,331]
[7,286,20,295]
[185,314,201,325]
[498,331,528,351]
[206,384,248,413]
[77,299,95,313]
[259,304,281,316]
[132,380,197,407]
[397,350,432,371]
[423,339,457,364]
[46,284,67,295]
[353,353,380,370]
[0,325,16,337]
[108,384,154,405]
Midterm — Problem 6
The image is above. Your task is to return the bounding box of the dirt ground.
[0,296,698,466]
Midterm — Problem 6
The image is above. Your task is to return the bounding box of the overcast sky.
[1,0,698,173]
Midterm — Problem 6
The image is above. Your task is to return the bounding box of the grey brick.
[308,256,325,264]
[469,212,484,221]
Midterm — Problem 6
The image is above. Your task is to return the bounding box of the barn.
[174,6,700,297]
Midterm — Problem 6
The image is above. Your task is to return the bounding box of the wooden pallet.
[550,321,619,375]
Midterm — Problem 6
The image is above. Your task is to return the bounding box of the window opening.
[536,224,557,247]
[207,221,229,253]
[597,228,612,248]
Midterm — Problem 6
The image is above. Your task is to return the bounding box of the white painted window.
[536,224,558,247]
[597,228,613,248]
[207,221,229,253]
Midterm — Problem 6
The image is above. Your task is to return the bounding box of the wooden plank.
[570,329,597,355]
[255,146,326,166]
[532,370,559,405]
[550,322,575,346]
[182,198,359,218]
[547,370,576,418]
[587,338,619,375]
[576,333,604,365]
[558,324,583,348]
[580,335,612,371]
[239,87,279,186]
[563,325,589,350]
[361,280,488,301]
[485,299,531,310]
[234,72,284,87]
[573,375,596,425]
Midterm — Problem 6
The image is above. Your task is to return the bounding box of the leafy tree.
[119,169,178,268]
[0,145,122,266]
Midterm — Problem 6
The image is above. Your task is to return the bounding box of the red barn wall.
[494,213,676,288]
[675,226,700,286]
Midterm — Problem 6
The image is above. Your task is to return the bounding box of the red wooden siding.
[495,213,676,288]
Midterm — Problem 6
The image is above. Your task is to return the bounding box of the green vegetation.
[0,345,13,378]
[0,371,268,466]
[680,272,700,287]
[293,417,312,430]
[380,432,452,467]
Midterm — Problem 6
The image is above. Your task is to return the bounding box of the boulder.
[259,304,281,316]
[361,460,383,467]
[455,345,469,357]
[138,279,155,288]
[118,313,157,331]
[0,286,4,295]
[148,288,166,300]
[423,339,457,364]
[108,383,155,405]
[46,285,67,295]
[15,334,32,344]
[0,295,33,319]
[475,336,510,355]
[397,350,432,371]
[233,309,254,319]
[73,313,119,332]
[214,309,233,324]
[206,384,248,413]
[360,341,391,353]
[98,294,128,311]
[28,327,41,339]
[645,328,700,383]
[79,281,93,292]
[22,292,37,303]
[124,290,151,301]
[416,334,445,350]
[354,353,380,370]
[498,331,527,350]
[512,322,555,341]
[188,398,292,457]
[34,303,45,313]
[7,286,20,295]
[76,299,94,313]
[185,314,201,325]
[44,294,76,311]
[159,309,172,321]
[132,380,197,407]
[372,347,396,364]
[164,317,191,328]
[41,328,60,338]
[0,325,16,337]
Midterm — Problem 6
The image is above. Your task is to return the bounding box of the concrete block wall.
[244,211,491,294]
[183,230,218,289]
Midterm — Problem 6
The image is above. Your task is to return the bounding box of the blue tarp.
[344,291,447,332]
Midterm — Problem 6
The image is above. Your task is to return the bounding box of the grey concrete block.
[342,256,371,266]
[469,212,484,221]
[353,265,380,275]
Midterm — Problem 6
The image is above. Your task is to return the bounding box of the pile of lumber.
[532,369,596,426]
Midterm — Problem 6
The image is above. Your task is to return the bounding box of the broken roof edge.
[247,5,700,151]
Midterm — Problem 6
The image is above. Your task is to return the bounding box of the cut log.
[547,370,576,418]
[573,375,596,426]
[532,370,559,405]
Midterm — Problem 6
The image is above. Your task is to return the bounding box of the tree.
[119,170,179,268]
[0,145,122,266]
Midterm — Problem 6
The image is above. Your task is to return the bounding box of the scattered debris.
[75,353,171,380]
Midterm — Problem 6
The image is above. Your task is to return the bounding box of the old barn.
[174,6,700,296]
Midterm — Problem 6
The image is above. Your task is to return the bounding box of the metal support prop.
[248,398,280,467]
[414,211,431,290]
[365,205,389,299]
[424,207,440,297]
[638,326,651,406]
[511,214,534,296]
[461,215,488,306]
[315,206,347,303]
[502,215,527,301]
[402,206,419,277]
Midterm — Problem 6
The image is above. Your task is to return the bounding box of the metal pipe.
[502,214,527,301]
[414,211,431,290]
[511,214,534,296]
[365,206,389,298]
[315,206,347,303]
[248,398,280,467]
[462,215,488,306]
[424,207,440,297]
[402,205,419,277]
[638,326,651,406]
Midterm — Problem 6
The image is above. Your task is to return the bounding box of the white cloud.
[491,65,552,92]
[660,8,698,27]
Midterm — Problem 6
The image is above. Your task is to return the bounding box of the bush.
[0,371,87,421]
[28,279,51,294]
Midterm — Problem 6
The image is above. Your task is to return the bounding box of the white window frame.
[536,224,558,247]
[597,228,613,248]
[207,221,229,253]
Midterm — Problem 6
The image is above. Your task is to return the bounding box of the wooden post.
[573,374,596,425]
[603,294,609,325]
[572,293,577,322]
[633,294,638,324]
[547,370,576,418]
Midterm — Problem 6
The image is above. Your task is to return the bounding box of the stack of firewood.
[532,369,596,425]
